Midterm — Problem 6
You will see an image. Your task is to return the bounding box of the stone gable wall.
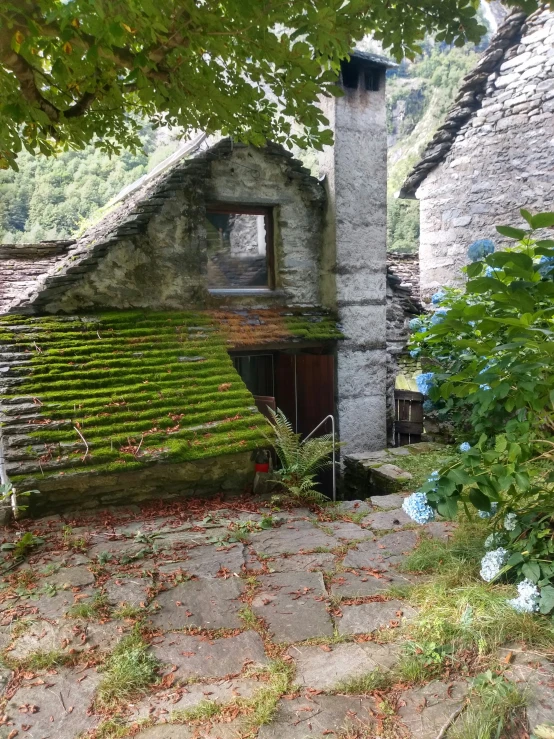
[13,143,325,314]
[417,8,554,297]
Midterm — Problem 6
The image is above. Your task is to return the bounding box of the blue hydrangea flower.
[422,399,434,414]
[459,442,471,453]
[484,532,506,550]
[507,579,540,613]
[484,266,501,278]
[430,308,449,326]
[479,384,491,391]
[416,372,435,396]
[504,513,518,531]
[408,317,423,332]
[480,547,509,582]
[409,348,420,358]
[538,256,554,278]
[468,239,495,263]
[478,502,498,519]
[469,321,476,327]
[431,290,446,305]
[402,492,436,525]
[428,470,440,482]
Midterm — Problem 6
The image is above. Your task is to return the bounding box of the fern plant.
[264,408,339,505]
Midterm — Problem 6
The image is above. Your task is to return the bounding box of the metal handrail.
[302,414,337,502]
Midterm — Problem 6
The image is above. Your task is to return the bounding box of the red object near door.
[255,462,270,473]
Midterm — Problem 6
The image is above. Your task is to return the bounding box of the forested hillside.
[386,44,487,253]
[0,29,495,248]
[0,128,180,243]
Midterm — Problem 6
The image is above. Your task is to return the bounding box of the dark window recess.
[206,206,272,289]
[364,68,380,91]
[233,355,274,397]
[340,59,359,89]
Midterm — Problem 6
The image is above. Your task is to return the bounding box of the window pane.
[206,211,269,289]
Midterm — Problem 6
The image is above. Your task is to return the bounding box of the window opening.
[206,206,273,290]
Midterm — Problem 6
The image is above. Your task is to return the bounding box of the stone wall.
[416,8,554,297]
[319,61,389,454]
[17,452,255,518]
[0,242,73,313]
[386,255,423,438]
[8,141,325,315]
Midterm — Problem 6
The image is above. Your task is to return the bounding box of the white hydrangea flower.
[478,502,498,519]
[504,513,518,531]
[484,532,505,550]
[507,579,540,613]
[480,548,509,582]
[402,492,435,525]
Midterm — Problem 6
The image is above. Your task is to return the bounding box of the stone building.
[0,52,403,514]
[399,6,554,298]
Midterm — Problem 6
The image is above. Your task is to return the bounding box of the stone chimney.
[319,51,393,453]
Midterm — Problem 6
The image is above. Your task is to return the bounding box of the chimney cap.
[348,49,398,69]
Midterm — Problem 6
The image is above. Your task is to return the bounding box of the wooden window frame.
[206,203,275,291]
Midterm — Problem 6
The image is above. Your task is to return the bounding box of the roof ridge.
[398,7,530,200]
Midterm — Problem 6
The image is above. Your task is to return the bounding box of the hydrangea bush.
[407,210,554,616]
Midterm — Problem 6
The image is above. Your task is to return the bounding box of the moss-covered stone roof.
[0,308,341,486]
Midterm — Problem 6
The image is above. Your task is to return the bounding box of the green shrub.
[406,211,554,614]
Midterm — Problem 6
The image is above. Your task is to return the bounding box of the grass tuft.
[95,628,158,709]
[449,671,527,739]
[336,668,395,694]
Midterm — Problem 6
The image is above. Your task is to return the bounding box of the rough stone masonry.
[400,6,554,298]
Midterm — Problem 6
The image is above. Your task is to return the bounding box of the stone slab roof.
[3,138,322,316]
[0,308,341,488]
[398,8,530,199]
[0,241,74,314]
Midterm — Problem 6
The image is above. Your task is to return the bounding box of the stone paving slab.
[264,552,335,574]
[252,572,333,643]
[334,500,372,516]
[289,641,400,690]
[104,575,152,607]
[425,521,457,541]
[326,521,373,541]
[369,493,406,510]
[152,630,268,679]
[1,667,101,738]
[500,647,554,731]
[133,678,261,720]
[38,564,95,589]
[250,521,337,556]
[135,721,246,738]
[330,570,414,598]
[162,544,246,578]
[257,695,377,738]
[361,508,412,530]
[397,680,468,738]
[16,590,95,621]
[338,599,417,636]
[343,530,419,572]
[7,619,126,659]
[151,578,245,630]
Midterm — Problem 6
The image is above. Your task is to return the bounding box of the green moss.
[1,311,268,483]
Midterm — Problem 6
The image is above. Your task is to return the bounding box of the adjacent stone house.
[0,52,404,514]
[399,6,554,298]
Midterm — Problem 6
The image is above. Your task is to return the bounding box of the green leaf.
[437,497,458,520]
[469,488,490,511]
[531,212,554,229]
[496,225,527,240]
[507,552,524,566]
[539,585,554,615]
[522,561,541,583]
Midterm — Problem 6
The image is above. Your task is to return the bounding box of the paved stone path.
[0,494,547,738]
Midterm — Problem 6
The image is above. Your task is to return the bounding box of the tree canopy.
[0,0,538,169]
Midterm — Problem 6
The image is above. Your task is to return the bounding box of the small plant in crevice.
[448,670,526,739]
[264,408,340,505]
[95,628,159,709]
[1,532,45,559]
